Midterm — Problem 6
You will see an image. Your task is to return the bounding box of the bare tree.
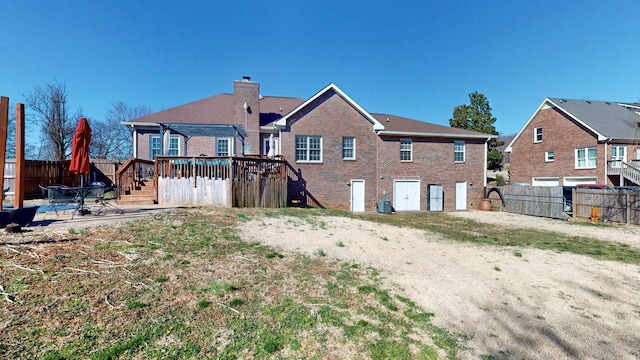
[24,81,79,161]
[90,102,152,160]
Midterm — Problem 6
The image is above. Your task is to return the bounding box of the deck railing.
[607,160,640,186]
[154,156,288,207]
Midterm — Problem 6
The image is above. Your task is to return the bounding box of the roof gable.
[506,97,640,152]
[275,83,385,131]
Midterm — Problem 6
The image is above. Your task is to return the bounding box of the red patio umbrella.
[69,117,92,186]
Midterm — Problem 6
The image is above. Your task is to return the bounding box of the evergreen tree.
[450,92,504,170]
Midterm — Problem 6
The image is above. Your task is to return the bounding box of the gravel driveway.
[240,211,640,359]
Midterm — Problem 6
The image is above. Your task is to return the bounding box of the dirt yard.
[239,211,640,359]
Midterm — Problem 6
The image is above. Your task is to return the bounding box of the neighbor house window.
[576,146,596,168]
[342,137,356,160]
[295,135,322,162]
[400,139,412,161]
[534,127,542,143]
[454,140,465,162]
[545,150,554,162]
[217,138,231,156]
[151,135,179,158]
[611,145,625,167]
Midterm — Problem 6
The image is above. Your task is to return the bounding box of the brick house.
[505,98,640,186]
[123,77,493,211]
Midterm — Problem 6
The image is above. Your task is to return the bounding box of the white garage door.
[532,177,560,186]
[394,180,420,211]
[564,177,597,186]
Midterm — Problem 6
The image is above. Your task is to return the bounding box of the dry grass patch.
[1,207,455,359]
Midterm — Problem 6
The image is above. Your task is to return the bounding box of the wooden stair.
[118,180,156,205]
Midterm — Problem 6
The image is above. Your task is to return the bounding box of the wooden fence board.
[158,177,230,206]
[573,189,640,225]
[501,185,567,219]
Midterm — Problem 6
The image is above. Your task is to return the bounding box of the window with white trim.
[295,135,322,162]
[545,150,554,162]
[534,127,542,143]
[575,146,596,168]
[342,137,356,160]
[217,138,232,156]
[454,140,465,162]
[400,139,412,161]
[151,135,179,158]
[611,145,625,167]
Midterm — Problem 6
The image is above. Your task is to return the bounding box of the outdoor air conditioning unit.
[378,200,392,214]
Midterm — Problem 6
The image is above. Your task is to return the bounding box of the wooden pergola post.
[0,97,8,210]
[14,103,25,209]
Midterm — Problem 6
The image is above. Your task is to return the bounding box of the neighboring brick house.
[123,77,493,211]
[505,98,640,186]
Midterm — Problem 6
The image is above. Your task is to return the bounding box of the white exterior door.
[611,146,626,167]
[455,181,467,210]
[393,180,420,211]
[351,180,365,212]
[428,184,443,212]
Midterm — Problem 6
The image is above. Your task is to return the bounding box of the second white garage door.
[394,180,420,211]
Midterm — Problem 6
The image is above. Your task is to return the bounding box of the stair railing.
[115,158,155,200]
[607,160,640,185]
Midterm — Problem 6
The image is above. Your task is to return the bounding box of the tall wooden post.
[14,103,25,209]
[0,97,8,210]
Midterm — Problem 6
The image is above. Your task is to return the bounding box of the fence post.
[626,192,631,224]
[0,97,8,210]
[14,103,25,209]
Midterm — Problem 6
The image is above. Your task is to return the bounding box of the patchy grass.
[0,207,457,359]
[353,211,640,266]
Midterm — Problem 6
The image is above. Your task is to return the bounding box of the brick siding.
[281,90,487,211]
[510,107,606,184]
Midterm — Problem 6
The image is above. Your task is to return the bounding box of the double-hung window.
[576,146,596,168]
[151,135,179,158]
[342,137,356,160]
[534,127,542,143]
[400,139,412,161]
[217,138,231,157]
[295,135,322,162]
[545,150,555,162]
[454,140,465,162]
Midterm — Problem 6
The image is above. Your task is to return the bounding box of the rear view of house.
[123,77,493,212]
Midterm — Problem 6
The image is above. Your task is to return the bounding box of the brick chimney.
[234,76,260,155]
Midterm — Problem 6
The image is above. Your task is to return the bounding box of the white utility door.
[394,180,420,211]
[428,184,443,212]
[351,180,365,212]
[455,181,467,210]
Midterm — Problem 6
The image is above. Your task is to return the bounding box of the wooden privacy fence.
[573,189,640,225]
[3,159,122,200]
[155,156,287,208]
[499,185,567,220]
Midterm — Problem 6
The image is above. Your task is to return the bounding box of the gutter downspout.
[484,140,488,188]
[604,141,608,185]
[376,131,379,212]
[132,127,138,158]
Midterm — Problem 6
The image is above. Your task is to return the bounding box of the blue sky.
[2,0,639,142]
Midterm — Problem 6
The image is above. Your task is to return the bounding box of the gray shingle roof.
[548,98,640,140]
